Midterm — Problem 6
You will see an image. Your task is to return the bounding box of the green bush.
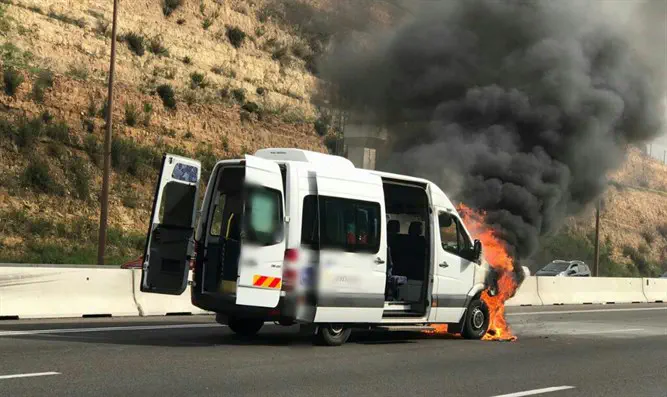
[47,11,86,28]
[16,117,43,149]
[124,32,145,56]
[0,118,15,138]
[45,121,70,144]
[125,102,139,126]
[226,26,246,48]
[162,0,183,17]
[324,134,338,154]
[23,157,63,195]
[68,156,90,200]
[32,69,54,102]
[190,72,207,89]
[231,88,246,103]
[156,84,176,109]
[314,113,331,136]
[142,102,153,126]
[202,17,213,30]
[111,137,160,176]
[242,101,260,113]
[256,87,267,96]
[83,134,101,166]
[41,110,53,124]
[3,68,24,96]
[641,230,655,245]
[182,55,192,65]
[148,37,169,56]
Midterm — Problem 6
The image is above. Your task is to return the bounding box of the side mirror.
[472,239,482,262]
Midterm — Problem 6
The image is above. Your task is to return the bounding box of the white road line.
[0,372,60,380]
[491,385,575,397]
[507,307,667,316]
[0,323,223,337]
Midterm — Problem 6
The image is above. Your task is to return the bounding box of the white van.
[141,149,492,346]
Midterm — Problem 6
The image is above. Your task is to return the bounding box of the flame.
[458,204,519,342]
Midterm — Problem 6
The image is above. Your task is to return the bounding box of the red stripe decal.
[268,278,281,288]
[254,276,267,286]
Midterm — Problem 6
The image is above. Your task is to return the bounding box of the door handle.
[375,257,385,264]
[439,262,449,268]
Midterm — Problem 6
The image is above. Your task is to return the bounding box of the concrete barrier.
[642,278,667,303]
[537,277,647,305]
[131,270,210,316]
[506,276,542,306]
[0,265,138,319]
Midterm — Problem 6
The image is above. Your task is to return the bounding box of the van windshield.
[243,186,284,246]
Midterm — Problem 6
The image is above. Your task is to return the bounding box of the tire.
[314,324,352,346]
[227,317,264,337]
[461,298,490,340]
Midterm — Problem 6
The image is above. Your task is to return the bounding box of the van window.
[301,195,380,253]
[438,212,471,257]
[209,194,226,236]
[244,187,284,246]
[158,182,197,227]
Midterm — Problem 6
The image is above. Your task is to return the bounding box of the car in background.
[535,260,591,277]
[661,272,667,279]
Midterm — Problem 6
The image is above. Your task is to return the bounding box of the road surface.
[0,304,665,397]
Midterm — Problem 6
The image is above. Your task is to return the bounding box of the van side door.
[313,171,387,323]
[142,154,201,295]
[430,210,476,323]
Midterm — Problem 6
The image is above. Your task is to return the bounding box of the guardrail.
[0,265,665,319]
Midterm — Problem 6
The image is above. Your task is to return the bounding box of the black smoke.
[322,0,666,260]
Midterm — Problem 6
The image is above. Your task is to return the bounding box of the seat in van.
[406,221,426,280]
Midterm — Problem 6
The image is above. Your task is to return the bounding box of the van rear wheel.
[228,317,264,337]
[461,298,489,340]
[314,324,351,346]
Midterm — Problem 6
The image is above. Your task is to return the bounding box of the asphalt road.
[0,304,665,397]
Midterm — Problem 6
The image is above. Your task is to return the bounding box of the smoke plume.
[322,0,666,260]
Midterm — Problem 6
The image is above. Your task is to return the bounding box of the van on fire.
[141,148,492,346]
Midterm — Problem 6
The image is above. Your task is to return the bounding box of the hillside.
[0,0,665,276]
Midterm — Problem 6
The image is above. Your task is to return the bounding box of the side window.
[301,195,319,247]
[158,182,197,227]
[209,194,226,236]
[438,212,471,258]
[303,195,381,253]
[243,187,284,246]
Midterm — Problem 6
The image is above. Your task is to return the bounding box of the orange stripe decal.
[252,275,282,289]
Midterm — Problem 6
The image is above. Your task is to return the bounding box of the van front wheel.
[314,324,351,346]
[228,317,264,337]
[461,299,490,340]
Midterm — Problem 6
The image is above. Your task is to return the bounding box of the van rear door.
[235,155,286,308]
[142,154,201,295]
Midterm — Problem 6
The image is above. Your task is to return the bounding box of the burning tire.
[314,324,352,346]
[461,299,490,340]
[228,317,264,337]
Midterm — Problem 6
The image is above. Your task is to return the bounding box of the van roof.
[254,148,355,170]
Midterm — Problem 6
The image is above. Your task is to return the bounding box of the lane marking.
[0,323,223,337]
[508,307,667,316]
[0,372,60,380]
[491,385,575,397]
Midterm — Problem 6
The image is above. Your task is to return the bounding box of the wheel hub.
[471,308,485,329]
[329,324,344,335]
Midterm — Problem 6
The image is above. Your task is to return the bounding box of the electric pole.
[97,0,119,266]
[593,199,601,277]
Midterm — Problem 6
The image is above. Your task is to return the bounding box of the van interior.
[382,180,431,318]
[202,166,245,297]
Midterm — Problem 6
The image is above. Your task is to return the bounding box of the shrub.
[182,55,192,65]
[3,68,23,96]
[162,0,183,17]
[202,17,213,30]
[176,18,186,25]
[142,102,153,126]
[222,135,229,151]
[256,87,267,96]
[314,113,331,137]
[231,88,246,103]
[98,99,109,120]
[190,72,207,89]
[124,32,145,56]
[47,11,86,28]
[111,137,155,176]
[45,121,70,144]
[184,131,194,139]
[36,69,55,87]
[23,157,62,194]
[183,89,197,106]
[148,37,169,56]
[242,101,260,113]
[47,142,67,158]
[67,64,88,81]
[324,134,339,154]
[83,134,101,165]
[121,190,139,209]
[211,65,224,75]
[68,156,90,200]
[156,84,176,109]
[94,19,110,36]
[82,118,95,133]
[641,229,655,245]
[16,117,42,149]
[271,46,289,63]
[226,26,246,48]
[125,103,139,126]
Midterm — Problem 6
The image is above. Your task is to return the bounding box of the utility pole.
[593,199,601,277]
[97,0,119,266]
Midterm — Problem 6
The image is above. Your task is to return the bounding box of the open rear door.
[141,154,201,295]
[235,155,286,308]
